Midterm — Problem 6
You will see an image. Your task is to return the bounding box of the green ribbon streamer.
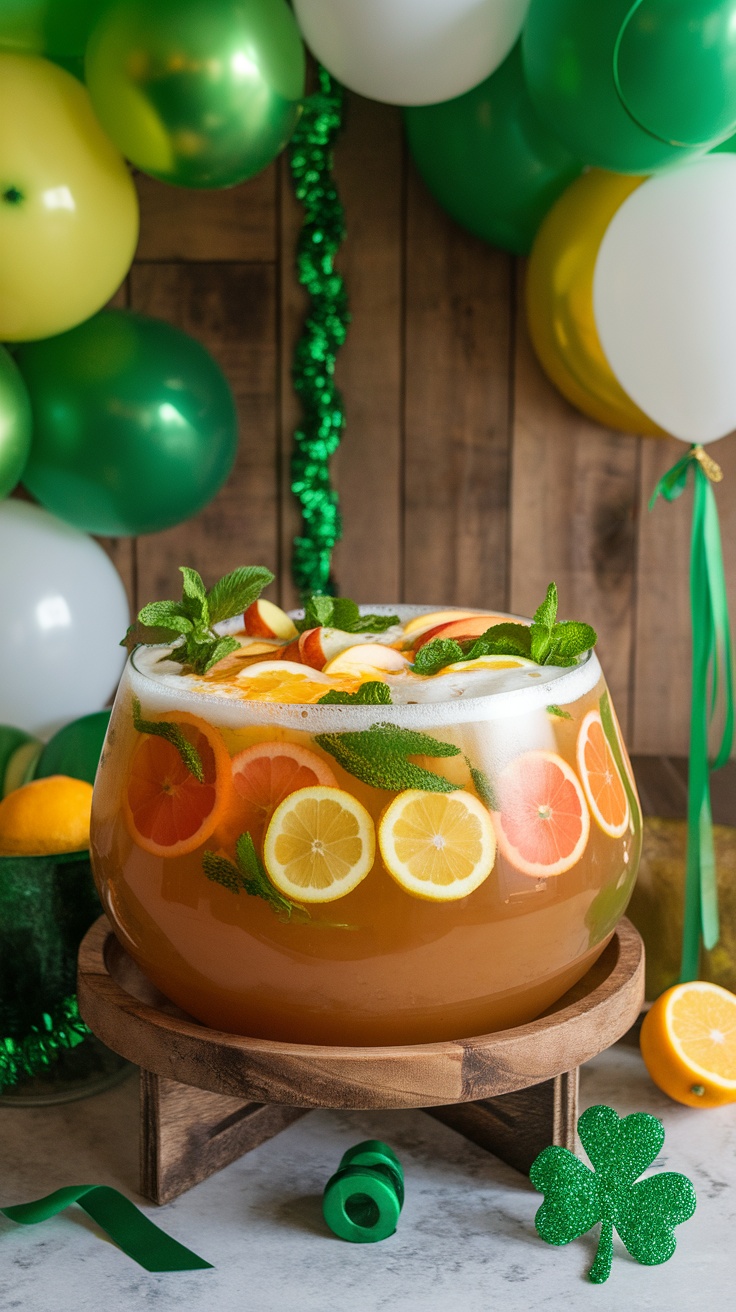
[288,65,349,599]
[0,995,89,1090]
[650,445,734,980]
[2,1186,212,1272]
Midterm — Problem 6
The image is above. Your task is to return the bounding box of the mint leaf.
[533,581,558,633]
[413,639,465,675]
[465,757,498,809]
[121,619,187,652]
[137,601,193,634]
[202,851,242,894]
[465,623,533,661]
[547,621,597,665]
[207,566,275,624]
[201,636,240,674]
[547,705,572,720]
[235,833,307,921]
[297,595,335,631]
[297,594,399,635]
[132,697,204,782]
[318,681,392,705]
[315,722,462,792]
[179,567,208,625]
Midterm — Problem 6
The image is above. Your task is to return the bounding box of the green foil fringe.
[288,65,349,598]
[0,994,89,1090]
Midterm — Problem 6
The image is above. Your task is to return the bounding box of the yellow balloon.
[526,169,666,436]
[0,54,139,341]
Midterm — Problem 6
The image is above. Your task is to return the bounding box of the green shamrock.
[530,1105,696,1284]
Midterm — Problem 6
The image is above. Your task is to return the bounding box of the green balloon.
[0,0,104,58]
[0,725,42,797]
[404,43,584,256]
[85,0,305,189]
[35,710,111,785]
[0,346,32,499]
[523,0,712,173]
[614,0,736,149]
[16,310,238,536]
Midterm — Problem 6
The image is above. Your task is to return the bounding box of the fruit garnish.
[576,709,629,838]
[494,750,590,877]
[0,775,93,856]
[122,564,274,674]
[263,785,375,903]
[124,711,232,858]
[297,626,381,670]
[640,981,736,1108]
[323,644,411,678]
[295,594,399,635]
[435,655,538,676]
[318,681,392,705]
[600,689,639,813]
[203,832,309,922]
[314,723,464,793]
[243,599,297,641]
[218,741,339,852]
[378,789,496,902]
[132,697,204,780]
[234,661,340,703]
[412,614,512,654]
[402,609,499,639]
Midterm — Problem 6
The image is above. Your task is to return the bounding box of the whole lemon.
[0,775,93,856]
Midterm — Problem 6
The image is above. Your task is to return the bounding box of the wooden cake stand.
[77,916,644,1205]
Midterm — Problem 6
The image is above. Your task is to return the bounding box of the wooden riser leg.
[140,1070,309,1204]
[424,1070,579,1175]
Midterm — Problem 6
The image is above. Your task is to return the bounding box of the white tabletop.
[1,1043,733,1312]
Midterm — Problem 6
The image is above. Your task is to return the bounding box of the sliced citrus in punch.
[235,660,341,703]
[576,709,629,838]
[222,741,339,850]
[0,775,93,856]
[124,711,232,858]
[494,751,590,878]
[640,981,736,1108]
[378,789,496,901]
[435,655,538,676]
[263,785,375,903]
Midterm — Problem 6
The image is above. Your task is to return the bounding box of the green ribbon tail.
[2,1186,212,1272]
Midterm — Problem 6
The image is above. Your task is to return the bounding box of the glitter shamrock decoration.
[530,1105,696,1284]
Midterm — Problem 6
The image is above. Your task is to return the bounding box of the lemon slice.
[263,785,375,903]
[378,788,496,901]
[435,655,538,675]
[235,660,336,704]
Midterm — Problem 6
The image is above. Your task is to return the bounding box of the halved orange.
[221,741,339,851]
[124,711,232,858]
[494,750,590,878]
[640,981,736,1108]
[576,709,629,838]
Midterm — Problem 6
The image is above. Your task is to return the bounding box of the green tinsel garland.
[0,995,89,1089]
[288,65,349,598]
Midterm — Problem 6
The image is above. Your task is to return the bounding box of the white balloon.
[0,500,129,736]
[593,156,736,445]
[292,0,530,106]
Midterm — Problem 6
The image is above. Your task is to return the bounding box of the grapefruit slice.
[124,711,232,858]
[263,785,375,903]
[576,709,629,838]
[494,750,590,878]
[378,788,496,901]
[222,741,339,851]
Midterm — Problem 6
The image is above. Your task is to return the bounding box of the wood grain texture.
[403,165,513,609]
[77,916,644,1111]
[135,169,277,263]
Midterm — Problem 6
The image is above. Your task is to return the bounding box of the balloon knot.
[691,445,723,484]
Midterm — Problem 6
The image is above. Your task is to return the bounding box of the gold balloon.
[526,169,665,436]
[0,54,139,342]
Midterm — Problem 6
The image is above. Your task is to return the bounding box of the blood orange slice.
[494,750,590,878]
[124,712,232,858]
[222,741,339,851]
[576,709,629,838]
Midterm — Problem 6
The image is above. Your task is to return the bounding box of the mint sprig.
[122,564,274,675]
[315,722,462,792]
[203,832,309,922]
[317,681,392,705]
[296,595,399,635]
[132,697,204,781]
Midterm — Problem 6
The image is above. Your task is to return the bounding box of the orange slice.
[221,741,339,851]
[378,788,496,901]
[494,750,590,877]
[235,660,340,703]
[124,711,232,858]
[576,709,629,838]
[263,785,375,903]
[640,981,736,1108]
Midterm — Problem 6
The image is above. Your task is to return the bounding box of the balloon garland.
[288,64,349,598]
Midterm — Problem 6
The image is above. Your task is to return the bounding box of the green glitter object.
[0,995,89,1088]
[530,1105,696,1284]
[288,64,349,599]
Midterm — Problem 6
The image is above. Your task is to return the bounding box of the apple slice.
[243,599,297,641]
[298,627,381,671]
[403,609,496,639]
[324,644,411,677]
[413,614,510,654]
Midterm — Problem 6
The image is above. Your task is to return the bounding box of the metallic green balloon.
[85,0,306,189]
[0,346,32,499]
[0,0,103,57]
[16,310,238,537]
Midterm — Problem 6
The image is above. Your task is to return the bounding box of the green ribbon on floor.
[650,444,735,981]
[2,1186,212,1272]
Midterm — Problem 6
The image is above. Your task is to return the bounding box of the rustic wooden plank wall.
[105,92,726,758]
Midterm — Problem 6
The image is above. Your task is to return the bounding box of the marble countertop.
[1,1044,733,1312]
